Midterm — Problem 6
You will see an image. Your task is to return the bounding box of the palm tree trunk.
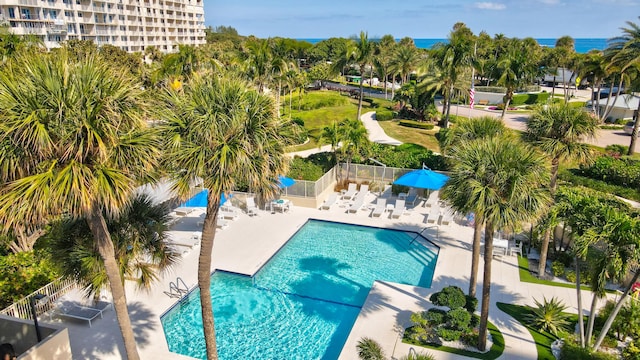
[602,77,624,121]
[357,76,365,120]
[200,193,222,360]
[276,81,282,118]
[576,256,585,347]
[469,218,483,298]
[551,76,556,100]
[478,222,494,352]
[538,157,560,278]
[383,70,388,100]
[627,102,640,155]
[593,269,640,351]
[586,294,599,346]
[443,85,454,128]
[594,81,602,119]
[501,92,511,119]
[86,206,140,360]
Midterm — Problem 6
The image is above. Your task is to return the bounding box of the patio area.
[40,190,607,359]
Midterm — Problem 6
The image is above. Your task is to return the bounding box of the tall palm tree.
[340,118,370,184]
[374,34,396,100]
[391,45,420,86]
[353,31,375,120]
[439,117,507,298]
[0,52,158,360]
[447,136,550,351]
[48,193,179,297]
[160,73,288,359]
[525,104,597,278]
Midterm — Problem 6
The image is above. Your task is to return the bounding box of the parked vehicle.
[624,121,639,136]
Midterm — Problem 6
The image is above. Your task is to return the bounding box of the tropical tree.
[606,17,640,154]
[439,117,507,298]
[340,118,370,184]
[446,136,550,351]
[374,34,397,99]
[47,193,179,297]
[391,44,420,86]
[495,38,542,119]
[160,73,288,359]
[353,31,375,120]
[525,104,597,278]
[0,51,158,359]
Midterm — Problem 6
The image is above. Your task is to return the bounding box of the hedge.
[399,120,435,130]
[475,85,541,94]
[375,110,395,121]
[577,156,640,188]
[560,170,640,202]
[508,92,551,106]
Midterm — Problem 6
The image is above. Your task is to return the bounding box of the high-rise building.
[0,0,206,53]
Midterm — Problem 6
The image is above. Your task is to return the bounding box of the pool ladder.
[165,277,189,299]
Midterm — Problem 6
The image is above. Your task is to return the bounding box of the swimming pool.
[161,219,439,359]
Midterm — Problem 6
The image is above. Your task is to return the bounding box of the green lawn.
[377,120,441,152]
[497,302,579,360]
[403,321,505,359]
[518,256,592,291]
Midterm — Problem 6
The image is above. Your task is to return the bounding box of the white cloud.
[473,2,506,10]
[538,0,560,4]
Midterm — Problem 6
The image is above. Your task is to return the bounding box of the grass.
[403,321,505,359]
[377,120,441,152]
[497,302,579,360]
[282,90,395,152]
[518,256,592,291]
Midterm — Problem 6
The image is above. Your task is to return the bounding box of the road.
[441,104,637,151]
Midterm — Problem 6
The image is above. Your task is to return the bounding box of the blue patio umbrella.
[278,175,296,189]
[393,167,449,191]
[182,189,230,207]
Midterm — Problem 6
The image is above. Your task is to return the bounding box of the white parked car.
[624,121,639,136]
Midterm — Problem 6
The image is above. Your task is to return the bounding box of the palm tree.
[391,45,420,86]
[47,193,179,297]
[525,104,597,278]
[0,52,158,360]
[340,118,370,184]
[353,31,375,120]
[439,117,507,298]
[607,17,640,154]
[374,34,396,100]
[160,73,288,359]
[447,136,550,351]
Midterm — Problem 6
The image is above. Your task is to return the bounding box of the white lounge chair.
[320,193,338,210]
[246,197,259,216]
[174,207,194,216]
[439,207,454,225]
[425,191,439,207]
[348,196,365,213]
[427,203,440,224]
[390,199,405,219]
[219,205,240,220]
[342,183,358,200]
[53,301,104,327]
[358,184,369,196]
[371,198,387,217]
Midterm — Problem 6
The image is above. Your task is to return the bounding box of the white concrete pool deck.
[44,191,608,359]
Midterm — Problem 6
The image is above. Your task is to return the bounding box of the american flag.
[469,85,475,109]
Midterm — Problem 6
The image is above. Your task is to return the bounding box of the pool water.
[161,220,439,360]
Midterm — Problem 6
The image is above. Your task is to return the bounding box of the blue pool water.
[161,220,439,359]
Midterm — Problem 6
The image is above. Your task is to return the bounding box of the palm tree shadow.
[67,301,156,358]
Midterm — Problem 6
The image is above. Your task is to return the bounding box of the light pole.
[29,294,47,343]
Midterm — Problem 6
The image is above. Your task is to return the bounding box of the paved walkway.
[360,111,403,145]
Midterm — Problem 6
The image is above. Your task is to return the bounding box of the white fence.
[282,166,337,198]
[0,277,77,319]
[339,163,413,185]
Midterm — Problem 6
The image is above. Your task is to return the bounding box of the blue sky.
[204,0,637,39]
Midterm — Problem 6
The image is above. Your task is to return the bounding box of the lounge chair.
[246,197,259,216]
[348,196,365,213]
[371,198,387,217]
[53,301,104,327]
[219,205,240,220]
[439,207,454,226]
[342,183,358,200]
[390,199,405,219]
[358,184,369,196]
[405,189,420,207]
[427,203,440,224]
[174,207,194,216]
[425,191,439,207]
[320,193,338,210]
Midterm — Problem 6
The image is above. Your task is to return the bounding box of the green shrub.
[287,157,325,181]
[510,92,551,106]
[524,297,571,336]
[560,170,640,202]
[399,120,435,130]
[560,340,618,360]
[578,156,640,188]
[447,308,472,330]
[599,125,624,130]
[362,143,448,171]
[565,270,576,283]
[554,252,574,267]
[436,328,464,341]
[604,144,628,155]
[375,110,395,121]
[567,101,587,108]
[429,286,466,310]
[356,337,385,360]
[465,295,478,313]
[398,352,436,360]
[623,340,640,360]
[552,261,566,277]
[424,309,447,326]
[0,251,60,308]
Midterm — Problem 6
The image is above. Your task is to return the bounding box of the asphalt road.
[442,104,637,151]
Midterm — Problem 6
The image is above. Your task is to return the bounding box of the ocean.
[297,38,608,54]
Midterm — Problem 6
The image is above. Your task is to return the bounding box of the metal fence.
[339,163,413,184]
[0,277,77,319]
[283,166,337,198]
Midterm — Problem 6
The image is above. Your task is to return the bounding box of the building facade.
[0,0,206,53]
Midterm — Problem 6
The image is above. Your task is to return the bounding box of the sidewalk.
[360,111,402,145]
